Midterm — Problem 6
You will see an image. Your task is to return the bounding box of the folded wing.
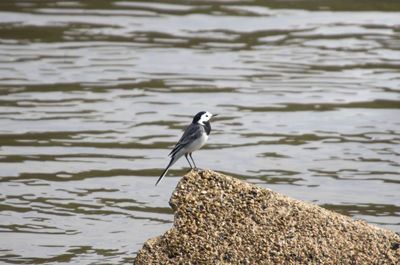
[169,123,203,157]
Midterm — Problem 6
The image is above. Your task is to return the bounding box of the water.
[1,0,400,263]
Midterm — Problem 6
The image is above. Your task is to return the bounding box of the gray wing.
[169,123,203,157]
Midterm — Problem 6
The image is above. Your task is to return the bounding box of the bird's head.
[193,111,218,125]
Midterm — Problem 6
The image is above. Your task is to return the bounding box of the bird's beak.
[212,114,218,117]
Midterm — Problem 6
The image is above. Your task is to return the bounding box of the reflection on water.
[1,0,400,263]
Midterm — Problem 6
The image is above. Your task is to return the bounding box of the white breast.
[185,132,208,154]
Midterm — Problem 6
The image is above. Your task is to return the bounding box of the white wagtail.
[155,111,217,185]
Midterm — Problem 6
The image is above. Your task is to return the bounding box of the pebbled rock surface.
[134,170,400,264]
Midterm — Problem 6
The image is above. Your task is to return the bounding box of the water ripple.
[0,1,399,264]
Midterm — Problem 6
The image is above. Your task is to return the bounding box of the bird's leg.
[184,153,193,171]
[189,153,198,170]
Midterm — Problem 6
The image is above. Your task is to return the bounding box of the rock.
[134,170,400,264]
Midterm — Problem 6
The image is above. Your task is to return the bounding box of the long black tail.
[155,157,175,186]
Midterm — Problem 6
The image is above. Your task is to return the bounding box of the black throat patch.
[203,121,211,135]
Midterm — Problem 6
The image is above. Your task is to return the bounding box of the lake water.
[0,0,399,263]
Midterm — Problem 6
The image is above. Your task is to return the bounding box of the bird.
[155,111,217,185]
